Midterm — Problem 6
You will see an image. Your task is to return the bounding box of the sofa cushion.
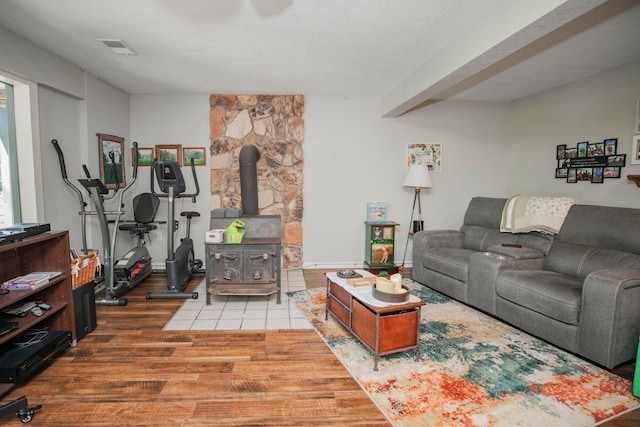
[496,270,583,325]
[463,197,507,228]
[556,205,640,255]
[544,242,640,279]
[513,232,553,255]
[460,197,554,253]
[487,245,545,260]
[461,226,518,251]
[420,248,476,283]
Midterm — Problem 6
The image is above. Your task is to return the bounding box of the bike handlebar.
[53,138,141,200]
[189,158,200,203]
[132,141,139,180]
[51,139,68,179]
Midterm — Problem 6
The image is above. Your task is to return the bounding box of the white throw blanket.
[500,195,578,235]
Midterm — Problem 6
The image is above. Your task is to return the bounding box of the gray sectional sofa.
[412,196,640,369]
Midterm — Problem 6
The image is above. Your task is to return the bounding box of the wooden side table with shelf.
[364,221,399,273]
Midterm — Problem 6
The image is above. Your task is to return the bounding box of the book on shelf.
[2,271,62,289]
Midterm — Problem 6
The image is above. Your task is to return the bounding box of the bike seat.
[119,193,160,235]
[119,223,157,234]
[181,211,200,219]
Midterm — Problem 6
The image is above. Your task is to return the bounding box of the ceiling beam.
[380,0,607,117]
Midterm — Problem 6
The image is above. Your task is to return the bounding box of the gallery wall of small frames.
[555,138,625,183]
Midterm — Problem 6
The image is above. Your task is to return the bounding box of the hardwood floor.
[1,274,389,426]
[1,269,637,426]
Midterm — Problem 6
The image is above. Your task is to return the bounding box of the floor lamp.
[401,164,432,269]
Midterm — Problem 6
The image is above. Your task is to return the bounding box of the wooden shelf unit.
[0,231,75,397]
[627,175,640,187]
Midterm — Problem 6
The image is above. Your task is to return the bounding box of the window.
[0,81,21,227]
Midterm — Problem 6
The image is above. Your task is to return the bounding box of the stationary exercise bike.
[52,139,152,305]
[114,192,159,291]
[146,159,201,299]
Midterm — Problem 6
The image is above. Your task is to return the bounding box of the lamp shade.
[403,164,432,188]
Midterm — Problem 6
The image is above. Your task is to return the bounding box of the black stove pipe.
[239,144,261,215]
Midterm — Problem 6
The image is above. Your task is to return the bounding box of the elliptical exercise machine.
[146,159,201,300]
[52,139,152,305]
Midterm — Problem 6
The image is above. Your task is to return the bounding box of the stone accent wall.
[209,94,304,269]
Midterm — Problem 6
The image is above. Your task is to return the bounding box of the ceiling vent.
[98,39,136,56]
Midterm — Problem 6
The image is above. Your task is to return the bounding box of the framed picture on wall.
[607,154,626,167]
[366,202,387,223]
[604,167,621,178]
[588,142,604,156]
[577,142,588,158]
[632,135,640,164]
[132,147,154,166]
[407,143,442,172]
[97,133,125,189]
[555,168,568,178]
[183,147,207,166]
[155,144,182,164]
[556,144,566,160]
[591,167,604,183]
[577,168,591,181]
[604,138,617,156]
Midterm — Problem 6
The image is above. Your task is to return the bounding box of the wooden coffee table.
[325,272,425,370]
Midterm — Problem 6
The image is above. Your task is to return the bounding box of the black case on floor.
[72,281,97,340]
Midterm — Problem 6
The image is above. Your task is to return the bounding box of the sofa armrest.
[486,244,545,260]
[413,230,463,252]
[579,269,640,368]
[468,252,546,315]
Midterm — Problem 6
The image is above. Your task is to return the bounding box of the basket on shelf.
[71,252,98,289]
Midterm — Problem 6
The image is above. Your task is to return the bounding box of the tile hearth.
[163,269,311,331]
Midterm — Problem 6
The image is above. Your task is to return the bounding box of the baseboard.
[302,262,362,270]
[302,261,413,269]
[175,261,413,271]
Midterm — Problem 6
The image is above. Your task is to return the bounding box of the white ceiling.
[0,0,639,116]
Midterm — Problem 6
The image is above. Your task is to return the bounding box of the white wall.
[38,86,83,241]
[130,95,211,266]
[38,75,131,254]
[303,97,510,267]
[0,26,84,99]
[506,58,640,208]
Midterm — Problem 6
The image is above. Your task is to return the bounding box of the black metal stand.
[401,188,423,268]
[146,291,198,300]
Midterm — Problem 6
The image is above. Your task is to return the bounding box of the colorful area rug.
[288,280,640,426]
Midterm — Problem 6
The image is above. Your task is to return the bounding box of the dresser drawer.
[351,299,419,353]
[329,280,351,307]
[328,295,351,327]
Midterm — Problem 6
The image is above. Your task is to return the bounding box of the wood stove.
[205,214,281,304]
